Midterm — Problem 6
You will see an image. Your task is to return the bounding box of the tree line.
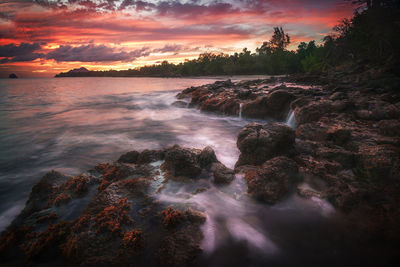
[56,0,400,78]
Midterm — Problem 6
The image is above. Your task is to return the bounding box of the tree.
[257,27,290,54]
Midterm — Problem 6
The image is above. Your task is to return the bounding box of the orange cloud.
[0,0,354,77]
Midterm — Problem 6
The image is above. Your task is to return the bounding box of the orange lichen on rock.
[98,180,112,192]
[95,163,113,174]
[59,215,92,260]
[52,192,71,206]
[122,229,143,251]
[60,235,80,259]
[95,163,131,181]
[161,207,184,228]
[71,214,91,233]
[96,163,133,192]
[65,175,89,194]
[20,222,70,259]
[103,166,131,181]
[93,198,132,236]
[121,178,145,193]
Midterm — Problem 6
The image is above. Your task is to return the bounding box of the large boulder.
[162,145,202,178]
[198,146,218,168]
[118,150,140,163]
[236,122,296,167]
[242,90,295,120]
[245,156,299,203]
[211,162,235,184]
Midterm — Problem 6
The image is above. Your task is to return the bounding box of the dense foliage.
[56,1,400,78]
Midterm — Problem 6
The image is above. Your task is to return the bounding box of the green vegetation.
[56,0,400,78]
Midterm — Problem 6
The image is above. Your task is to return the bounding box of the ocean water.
[0,77,249,230]
[0,77,393,266]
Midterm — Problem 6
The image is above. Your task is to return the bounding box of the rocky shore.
[1,74,399,266]
[177,74,400,238]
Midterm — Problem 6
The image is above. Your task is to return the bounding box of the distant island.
[9,73,18,79]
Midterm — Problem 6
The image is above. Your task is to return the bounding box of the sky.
[0,0,354,77]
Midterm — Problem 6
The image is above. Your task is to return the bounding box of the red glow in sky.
[0,0,354,77]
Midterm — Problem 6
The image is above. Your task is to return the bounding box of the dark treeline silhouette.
[56,1,400,78]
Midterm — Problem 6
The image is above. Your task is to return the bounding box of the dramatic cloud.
[0,43,44,63]
[152,44,183,53]
[0,0,354,76]
[0,42,41,57]
[45,44,151,62]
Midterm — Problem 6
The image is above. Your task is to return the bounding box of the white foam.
[0,202,24,232]
[285,109,296,129]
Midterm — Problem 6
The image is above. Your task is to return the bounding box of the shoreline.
[1,73,399,266]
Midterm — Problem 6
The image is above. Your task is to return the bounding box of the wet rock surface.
[0,146,228,267]
[178,77,400,246]
[244,156,299,203]
[176,78,322,120]
[236,122,295,166]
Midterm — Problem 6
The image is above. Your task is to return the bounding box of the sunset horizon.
[0,0,353,77]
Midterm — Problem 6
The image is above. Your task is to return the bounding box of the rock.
[329,92,346,101]
[1,147,208,267]
[162,145,202,178]
[294,139,320,155]
[171,101,188,108]
[236,122,296,167]
[211,162,235,184]
[13,171,71,223]
[290,97,311,110]
[245,156,299,203]
[242,90,295,120]
[200,94,240,115]
[237,89,254,99]
[355,100,400,120]
[296,122,329,142]
[161,207,184,228]
[294,100,335,125]
[118,150,140,163]
[177,86,197,99]
[327,126,351,146]
[315,147,356,169]
[266,90,296,119]
[219,98,240,115]
[9,73,18,79]
[212,79,233,89]
[376,120,400,137]
[198,146,218,168]
[137,149,164,164]
[356,109,371,120]
[355,145,400,181]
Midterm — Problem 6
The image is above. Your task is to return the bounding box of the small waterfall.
[239,103,243,119]
[285,109,296,129]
